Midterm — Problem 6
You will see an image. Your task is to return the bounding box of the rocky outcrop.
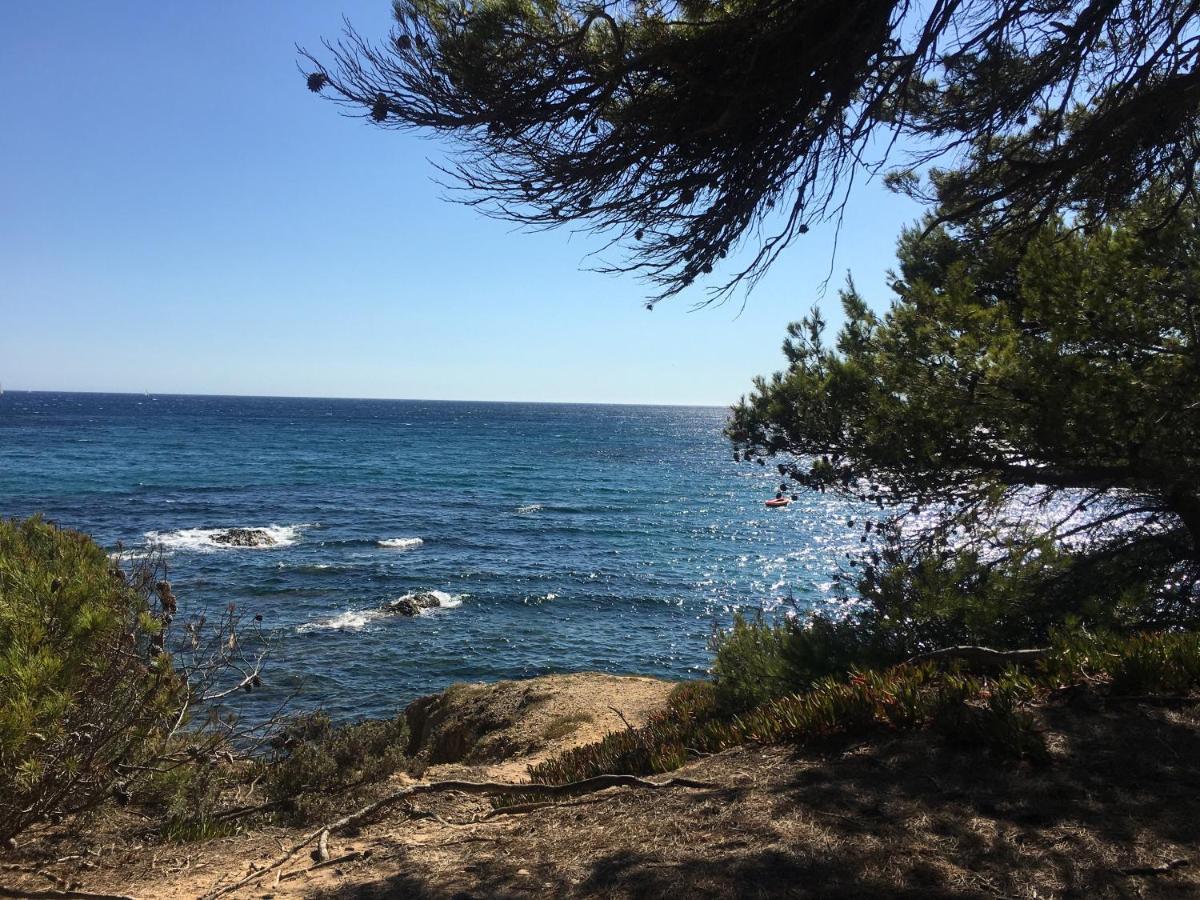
[210,528,276,547]
[387,592,444,616]
[401,673,676,772]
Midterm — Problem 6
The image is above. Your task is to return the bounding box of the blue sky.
[0,2,922,406]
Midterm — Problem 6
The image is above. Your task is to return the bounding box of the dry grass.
[3,679,1199,899]
[311,700,1200,899]
[542,712,595,742]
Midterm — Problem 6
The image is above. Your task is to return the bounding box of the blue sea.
[0,392,860,723]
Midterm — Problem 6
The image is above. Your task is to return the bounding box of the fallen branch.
[202,774,715,898]
[208,798,288,824]
[904,646,1050,668]
[313,829,330,863]
[1118,857,1189,876]
[0,888,137,900]
[481,793,612,821]
[280,850,370,882]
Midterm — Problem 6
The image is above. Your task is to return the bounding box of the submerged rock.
[387,591,444,617]
[210,528,276,547]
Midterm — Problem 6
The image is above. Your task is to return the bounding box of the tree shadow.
[309,703,1200,899]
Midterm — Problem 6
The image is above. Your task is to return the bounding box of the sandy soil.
[5,677,1200,899]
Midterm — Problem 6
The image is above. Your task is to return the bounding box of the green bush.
[263,711,410,823]
[532,630,1200,787]
[529,662,1052,785]
[1045,628,1200,695]
[0,517,184,840]
[709,612,796,712]
[712,611,892,714]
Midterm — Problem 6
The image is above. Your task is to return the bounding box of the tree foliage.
[0,517,184,840]
[728,191,1200,632]
[302,0,1200,301]
[0,518,273,841]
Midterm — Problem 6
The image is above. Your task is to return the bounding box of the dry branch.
[313,829,330,863]
[202,774,715,898]
[280,850,370,882]
[208,798,288,824]
[0,888,137,900]
[1117,857,1190,876]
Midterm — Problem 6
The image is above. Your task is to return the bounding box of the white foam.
[393,589,465,612]
[297,590,465,633]
[145,524,310,552]
[515,503,543,514]
[378,537,424,549]
[297,609,385,633]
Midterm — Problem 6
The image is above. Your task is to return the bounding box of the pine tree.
[303,0,1200,302]
[728,190,1200,638]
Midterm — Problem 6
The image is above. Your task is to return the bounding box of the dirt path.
[6,679,1200,899]
[2,673,678,900]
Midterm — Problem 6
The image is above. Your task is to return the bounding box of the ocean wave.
[297,609,386,633]
[378,537,424,549]
[145,524,311,552]
[515,503,543,514]
[275,562,348,575]
[298,590,465,632]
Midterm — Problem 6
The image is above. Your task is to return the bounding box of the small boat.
[764,497,791,508]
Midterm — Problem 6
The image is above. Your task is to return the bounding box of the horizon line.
[0,387,733,410]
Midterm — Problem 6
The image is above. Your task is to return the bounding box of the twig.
[280,850,369,882]
[0,888,137,900]
[201,774,715,898]
[607,705,636,732]
[209,798,288,824]
[1118,857,1189,876]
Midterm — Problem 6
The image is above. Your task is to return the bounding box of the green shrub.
[664,679,719,720]
[0,517,184,840]
[709,612,795,712]
[711,611,897,714]
[152,759,240,842]
[535,628,1200,785]
[263,711,410,823]
[528,661,1052,786]
[1045,628,1200,695]
[931,670,1048,763]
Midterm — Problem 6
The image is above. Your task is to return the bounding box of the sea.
[0,391,862,724]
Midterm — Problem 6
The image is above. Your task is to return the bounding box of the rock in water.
[388,592,443,617]
[211,528,276,547]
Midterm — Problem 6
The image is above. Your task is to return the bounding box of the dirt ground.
[4,675,1199,900]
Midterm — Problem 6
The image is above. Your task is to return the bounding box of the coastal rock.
[387,591,444,617]
[210,528,276,548]
[402,673,675,768]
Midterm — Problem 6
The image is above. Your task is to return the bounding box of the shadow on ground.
[309,702,1200,899]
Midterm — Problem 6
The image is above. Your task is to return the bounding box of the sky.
[0,2,923,406]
